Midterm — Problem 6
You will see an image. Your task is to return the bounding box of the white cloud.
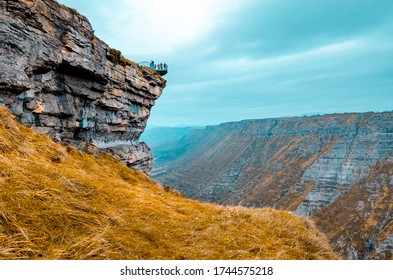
[58,0,393,126]
[110,0,244,55]
[212,39,363,72]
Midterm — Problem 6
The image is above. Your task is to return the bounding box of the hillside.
[152,112,393,259]
[0,107,337,259]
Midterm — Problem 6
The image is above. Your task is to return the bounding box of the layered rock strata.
[0,0,165,174]
[152,112,393,259]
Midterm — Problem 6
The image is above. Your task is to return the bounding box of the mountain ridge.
[152,111,393,259]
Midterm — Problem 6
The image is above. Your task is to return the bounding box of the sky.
[58,0,393,126]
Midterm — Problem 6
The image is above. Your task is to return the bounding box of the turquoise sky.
[59,0,393,126]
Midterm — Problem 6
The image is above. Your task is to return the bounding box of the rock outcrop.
[0,0,166,174]
[151,112,393,259]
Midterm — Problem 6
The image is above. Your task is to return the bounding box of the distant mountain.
[140,126,203,170]
[141,126,196,150]
[153,112,393,260]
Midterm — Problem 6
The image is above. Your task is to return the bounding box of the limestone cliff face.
[152,112,393,259]
[0,0,165,174]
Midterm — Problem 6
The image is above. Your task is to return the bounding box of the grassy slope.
[0,107,337,260]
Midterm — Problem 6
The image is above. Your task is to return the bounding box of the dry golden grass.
[0,107,337,260]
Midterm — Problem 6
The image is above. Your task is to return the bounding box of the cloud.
[58,0,393,126]
[210,0,393,58]
[153,28,393,125]
[59,0,245,61]
[118,0,245,54]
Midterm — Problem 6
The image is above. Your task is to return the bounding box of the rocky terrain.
[152,112,393,259]
[0,0,166,174]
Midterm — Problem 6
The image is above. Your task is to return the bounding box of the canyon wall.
[0,0,165,174]
[152,112,393,259]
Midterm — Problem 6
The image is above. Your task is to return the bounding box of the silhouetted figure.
[150,60,155,68]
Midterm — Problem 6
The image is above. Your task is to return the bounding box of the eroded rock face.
[152,113,393,259]
[0,0,165,174]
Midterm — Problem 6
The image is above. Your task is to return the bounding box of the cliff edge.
[0,0,166,174]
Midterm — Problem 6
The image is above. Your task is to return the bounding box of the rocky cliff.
[0,0,165,174]
[152,112,393,259]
